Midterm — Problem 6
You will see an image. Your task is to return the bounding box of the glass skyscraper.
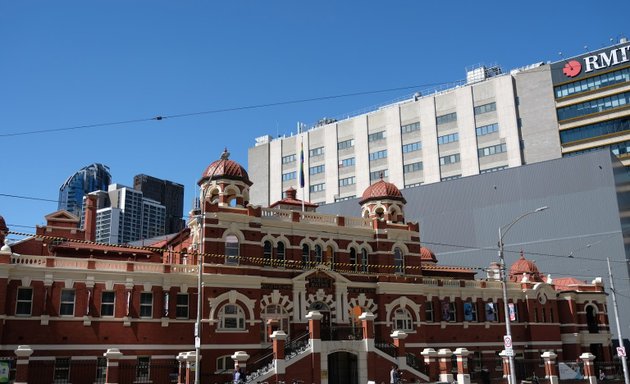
[58,163,111,218]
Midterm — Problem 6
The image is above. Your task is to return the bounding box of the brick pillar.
[421,348,439,382]
[184,351,198,384]
[271,330,288,383]
[13,345,33,384]
[359,311,375,341]
[438,348,454,383]
[454,348,471,384]
[360,312,376,383]
[306,311,323,384]
[231,350,250,381]
[391,330,408,369]
[541,351,559,384]
[176,352,186,384]
[103,348,123,384]
[580,353,596,384]
[500,350,511,383]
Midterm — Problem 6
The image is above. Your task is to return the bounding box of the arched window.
[586,304,599,333]
[326,245,334,269]
[394,247,404,274]
[276,242,285,268]
[218,303,245,330]
[302,244,310,269]
[393,307,413,331]
[349,248,357,272]
[261,304,289,343]
[225,235,239,265]
[375,207,385,220]
[216,355,232,373]
[314,245,323,264]
[361,249,369,273]
[263,240,272,267]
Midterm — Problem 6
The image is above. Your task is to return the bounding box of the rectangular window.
[369,169,388,182]
[281,154,296,164]
[405,182,423,188]
[309,147,324,157]
[281,171,296,181]
[54,357,70,383]
[136,356,150,381]
[425,301,434,322]
[439,153,460,166]
[474,102,496,115]
[401,122,420,134]
[309,164,325,175]
[339,177,356,187]
[402,141,422,153]
[437,133,459,145]
[441,301,456,322]
[557,91,630,121]
[140,292,153,318]
[403,162,423,173]
[485,302,497,322]
[441,174,461,181]
[337,139,355,150]
[309,183,325,193]
[436,112,457,125]
[478,143,507,158]
[101,291,115,317]
[368,131,386,142]
[334,195,355,202]
[339,157,355,168]
[176,293,189,319]
[464,301,478,322]
[60,289,75,316]
[16,287,33,316]
[368,150,387,161]
[480,165,507,173]
[476,123,499,136]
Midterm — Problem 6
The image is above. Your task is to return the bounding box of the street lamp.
[498,206,548,384]
[194,213,202,384]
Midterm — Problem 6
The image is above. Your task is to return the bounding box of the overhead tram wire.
[0,82,460,138]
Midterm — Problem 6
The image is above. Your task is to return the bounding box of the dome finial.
[380,171,384,180]
[221,148,230,160]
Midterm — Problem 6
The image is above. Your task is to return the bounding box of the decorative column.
[184,351,198,384]
[231,351,250,378]
[541,351,559,384]
[500,350,511,383]
[13,345,33,384]
[580,353,596,384]
[454,348,471,384]
[421,348,439,382]
[360,312,375,342]
[176,353,186,384]
[271,330,288,383]
[103,348,123,384]
[306,311,323,384]
[360,312,377,383]
[437,348,454,383]
[391,330,408,369]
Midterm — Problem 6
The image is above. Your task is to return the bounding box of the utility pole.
[607,257,630,384]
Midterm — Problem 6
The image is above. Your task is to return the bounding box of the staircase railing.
[374,340,398,359]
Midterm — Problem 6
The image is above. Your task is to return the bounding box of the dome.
[359,179,406,205]
[509,252,543,282]
[0,215,7,233]
[420,246,437,262]
[198,149,252,186]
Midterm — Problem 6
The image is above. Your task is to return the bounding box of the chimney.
[84,195,97,242]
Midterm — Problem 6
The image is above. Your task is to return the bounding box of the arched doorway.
[328,351,358,384]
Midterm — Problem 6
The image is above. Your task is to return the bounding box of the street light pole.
[607,257,630,384]
[194,205,204,384]
[498,206,548,384]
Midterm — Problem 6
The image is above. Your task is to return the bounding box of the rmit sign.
[552,43,630,84]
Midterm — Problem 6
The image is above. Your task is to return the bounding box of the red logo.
[563,60,582,77]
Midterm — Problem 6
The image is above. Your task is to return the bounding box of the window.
[309,147,324,157]
[309,164,325,175]
[282,154,296,164]
[339,157,355,168]
[335,195,356,202]
[436,112,457,125]
[476,123,499,136]
[393,308,413,331]
[282,171,296,181]
[350,248,357,271]
[276,242,286,267]
[360,249,369,272]
[216,355,233,373]
[405,182,423,188]
[425,301,434,322]
[225,235,239,265]
[60,289,75,316]
[101,291,115,317]
[136,356,150,382]
[480,166,507,173]
[368,131,386,142]
[369,150,387,161]
[339,177,356,187]
[302,244,310,269]
[263,240,272,267]
[403,162,423,173]
[560,116,630,144]
[478,143,507,157]
[314,244,323,264]
[261,304,289,342]
[16,287,33,316]
[54,357,70,383]
[401,122,420,134]
[219,304,245,330]
[485,302,497,322]
[176,293,189,319]
[439,153,460,166]
[338,139,355,150]
[441,174,461,181]
[140,292,153,318]
[441,301,456,322]
[464,301,478,322]
[557,91,630,121]
[308,183,325,194]
[555,67,630,98]
[474,102,496,115]
[394,247,404,274]
[370,169,388,182]
[437,133,459,145]
[402,141,422,153]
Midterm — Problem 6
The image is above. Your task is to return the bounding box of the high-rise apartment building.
[249,39,630,206]
[58,163,111,218]
[89,184,166,244]
[133,174,185,234]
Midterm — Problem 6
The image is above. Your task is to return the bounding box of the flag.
[299,142,305,188]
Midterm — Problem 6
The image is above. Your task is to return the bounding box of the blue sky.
[1,1,629,240]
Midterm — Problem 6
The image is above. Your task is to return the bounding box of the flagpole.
[300,141,305,212]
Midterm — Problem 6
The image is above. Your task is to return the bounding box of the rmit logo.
[562,60,582,77]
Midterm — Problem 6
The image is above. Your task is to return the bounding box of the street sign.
[617,347,626,357]
[504,335,514,356]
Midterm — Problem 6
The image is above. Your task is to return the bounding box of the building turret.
[358,177,406,223]
[198,148,252,208]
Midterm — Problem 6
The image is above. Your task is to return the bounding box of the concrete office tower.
[133,174,185,234]
[58,163,111,218]
[249,38,630,207]
[89,184,166,245]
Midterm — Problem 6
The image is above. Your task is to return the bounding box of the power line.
[0,193,59,203]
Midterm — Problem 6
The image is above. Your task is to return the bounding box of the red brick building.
[0,152,614,384]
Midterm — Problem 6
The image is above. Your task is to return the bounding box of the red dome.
[0,215,7,232]
[420,246,437,262]
[198,149,252,186]
[509,252,542,282]
[359,179,406,205]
